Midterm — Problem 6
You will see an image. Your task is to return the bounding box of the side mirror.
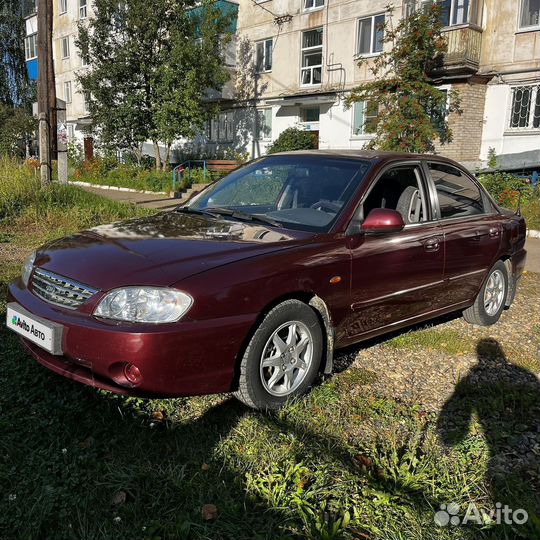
[362,208,405,234]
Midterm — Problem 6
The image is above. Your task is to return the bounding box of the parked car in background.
[7,151,527,409]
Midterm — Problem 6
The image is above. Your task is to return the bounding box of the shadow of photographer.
[437,338,540,536]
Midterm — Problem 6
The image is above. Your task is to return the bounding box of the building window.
[352,101,378,136]
[301,107,320,123]
[301,28,323,86]
[64,81,72,103]
[81,53,89,67]
[255,39,273,73]
[83,92,91,113]
[256,108,272,140]
[208,111,234,142]
[67,124,75,141]
[304,0,324,10]
[509,85,540,129]
[357,14,385,56]
[61,36,70,59]
[24,33,38,60]
[79,0,87,19]
[59,0,67,14]
[519,0,540,29]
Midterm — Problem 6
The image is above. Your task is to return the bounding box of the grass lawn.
[1,167,539,539]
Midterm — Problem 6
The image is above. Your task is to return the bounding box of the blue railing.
[172,160,207,192]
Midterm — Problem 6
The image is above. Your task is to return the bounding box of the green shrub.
[267,127,318,154]
[479,172,539,229]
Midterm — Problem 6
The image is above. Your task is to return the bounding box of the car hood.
[34,211,312,291]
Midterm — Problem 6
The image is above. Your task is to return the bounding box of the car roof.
[270,149,460,166]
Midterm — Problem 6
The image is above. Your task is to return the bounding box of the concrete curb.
[68,181,168,196]
[527,230,540,238]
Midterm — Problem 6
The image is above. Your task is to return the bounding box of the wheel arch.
[230,291,335,391]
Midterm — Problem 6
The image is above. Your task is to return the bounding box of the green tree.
[77,0,231,170]
[346,4,461,153]
[0,0,34,107]
[0,103,36,157]
[267,127,318,154]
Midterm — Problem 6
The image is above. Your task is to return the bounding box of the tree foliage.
[0,103,36,157]
[346,4,461,153]
[267,127,318,154]
[0,0,34,107]
[77,0,232,170]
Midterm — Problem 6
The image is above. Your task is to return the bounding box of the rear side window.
[428,162,485,219]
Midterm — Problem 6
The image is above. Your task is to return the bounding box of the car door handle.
[423,237,441,252]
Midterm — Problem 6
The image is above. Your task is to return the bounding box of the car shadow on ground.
[330,309,464,375]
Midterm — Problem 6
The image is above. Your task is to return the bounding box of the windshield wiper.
[208,207,282,227]
[176,206,222,219]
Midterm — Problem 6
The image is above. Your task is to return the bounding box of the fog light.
[123,363,142,385]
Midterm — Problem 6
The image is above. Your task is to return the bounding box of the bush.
[74,158,172,193]
[479,172,539,229]
[267,127,318,154]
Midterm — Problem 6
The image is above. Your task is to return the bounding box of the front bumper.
[8,281,257,397]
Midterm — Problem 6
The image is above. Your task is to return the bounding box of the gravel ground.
[344,272,539,412]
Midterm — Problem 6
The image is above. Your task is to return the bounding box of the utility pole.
[37,0,56,186]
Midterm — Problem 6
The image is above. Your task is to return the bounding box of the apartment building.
[23,0,539,170]
[23,0,93,149]
[200,0,539,170]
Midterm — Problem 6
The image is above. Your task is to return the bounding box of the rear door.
[425,161,502,306]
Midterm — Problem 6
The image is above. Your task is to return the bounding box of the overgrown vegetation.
[346,4,461,152]
[267,127,319,154]
[479,172,539,229]
[0,158,151,237]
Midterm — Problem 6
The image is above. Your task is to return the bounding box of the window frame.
[61,36,70,59]
[255,38,273,73]
[507,84,540,131]
[64,81,72,104]
[351,100,379,138]
[518,0,540,31]
[424,160,491,222]
[347,161,432,235]
[304,0,325,12]
[59,0,67,14]
[300,27,323,87]
[356,13,385,57]
[79,0,87,20]
[256,108,272,141]
[25,33,38,60]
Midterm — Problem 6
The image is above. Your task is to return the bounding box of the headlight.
[21,252,36,287]
[94,287,193,323]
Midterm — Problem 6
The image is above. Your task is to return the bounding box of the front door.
[426,161,502,306]
[346,163,445,339]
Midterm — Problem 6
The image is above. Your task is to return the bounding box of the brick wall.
[435,82,487,164]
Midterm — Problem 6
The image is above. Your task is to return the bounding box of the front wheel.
[463,260,508,326]
[234,300,323,410]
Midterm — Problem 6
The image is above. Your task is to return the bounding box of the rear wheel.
[463,260,508,326]
[234,300,323,410]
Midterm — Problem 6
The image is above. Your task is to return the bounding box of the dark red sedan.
[7,151,527,409]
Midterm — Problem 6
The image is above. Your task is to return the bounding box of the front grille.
[31,268,98,310]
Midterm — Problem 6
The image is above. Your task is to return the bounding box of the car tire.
[234,299,323,410]
[463,260,508,326]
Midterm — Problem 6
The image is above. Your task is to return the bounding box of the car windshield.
[185,155,370,232]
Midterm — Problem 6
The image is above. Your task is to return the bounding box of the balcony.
[441,25,483,76]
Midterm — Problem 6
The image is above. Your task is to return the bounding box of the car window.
[362,165,427,224]
[428,162,485,219]
[188,155,370,232]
